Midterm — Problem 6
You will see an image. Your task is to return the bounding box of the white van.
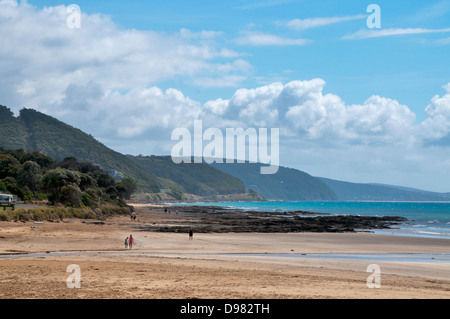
[0,194,16,210]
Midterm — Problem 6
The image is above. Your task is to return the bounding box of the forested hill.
[3,105,443,202]
[0,105,336,201]
[0,105,247,197]
[318,177,450,201]
[211,162,338,201]
[127,155,246,196]
[0,106,160,192]
[0,106,246,199]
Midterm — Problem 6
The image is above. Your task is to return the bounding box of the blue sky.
[1,0,450,191]
[27,0,450,119]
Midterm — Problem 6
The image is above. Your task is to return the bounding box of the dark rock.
[133,205,408,234]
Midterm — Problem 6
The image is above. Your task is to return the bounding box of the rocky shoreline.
[133,205,408,234]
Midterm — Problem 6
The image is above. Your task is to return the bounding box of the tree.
[77,162,102,174]
[105,185,119,200]
[17,161,41,195]
[0,180,7,193]
[56,157,79,170]
[5,149,24,162]
[20,151,54,168]
[1,176,23,199]
[0,153,20,179]
[78,173,97,191]
[89,170,115,188]
[60,184,83,208]
[40,168,81,203]
[117,177,137,200]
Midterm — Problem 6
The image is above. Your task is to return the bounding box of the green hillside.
[0,105,249,198]
[211,162,337,201]
[0,106,162,192]
[0,147,136,208]
[128,155,246,196]
[318,177,450,201]
[0,106,28,150]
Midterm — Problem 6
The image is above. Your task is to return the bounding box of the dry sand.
[0,204,449,299]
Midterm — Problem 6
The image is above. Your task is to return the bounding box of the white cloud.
[2,1,450,191]
[344,27,450,39]
[344,96,416,144]
[179,28,224,39]
[192,75,248,88]
[205,79,417,146]
[218,48,247,58]
[204,98,229,116]
[436,37,450,45]
[2,0,426,148]
[60,78,446,164]
[281,14,366,30]
[64,86,203,143]
[0,0,250,111]
[420,83,450,141]
[235,31,308,46]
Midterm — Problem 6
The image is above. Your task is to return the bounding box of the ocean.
[176,201,450,239]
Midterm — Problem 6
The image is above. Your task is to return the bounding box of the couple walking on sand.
[124,234,134,249]
[123,229,192,249]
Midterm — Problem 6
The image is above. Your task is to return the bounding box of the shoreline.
[165,199,450,204]
[0,204,449,298]
[143,204,407,234]
[165,201,450,240]
[2,250,449,264]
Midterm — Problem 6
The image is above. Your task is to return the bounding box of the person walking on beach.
[189,227,193,240]
[129,234,134,249]
[124,237,129,249]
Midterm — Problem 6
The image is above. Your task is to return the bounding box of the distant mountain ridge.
[0,106,161,192]
[0,105,246,197]
[127,155,246,196]
[318,177,450,201]
[1,105,448,202]
[211,162,338,201]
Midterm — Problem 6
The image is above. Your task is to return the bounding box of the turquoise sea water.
[175,201,450,239]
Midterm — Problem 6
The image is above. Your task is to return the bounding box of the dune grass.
[0,205,131,222]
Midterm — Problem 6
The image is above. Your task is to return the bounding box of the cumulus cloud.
[49,77,427,155]
[203,79,417,146]
[2,0,425,149]
[0,0,258,154]
[420,84,450,142]
[344,96,416,144]
[0,0,249,110]
[104,87,202,137]
[2,0,450,180]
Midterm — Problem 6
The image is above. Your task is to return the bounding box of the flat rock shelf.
[133,205,408,234]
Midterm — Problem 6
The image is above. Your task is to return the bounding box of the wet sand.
[0,204,449,299]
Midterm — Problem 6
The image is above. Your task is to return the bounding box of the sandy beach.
[0,204,449,299]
